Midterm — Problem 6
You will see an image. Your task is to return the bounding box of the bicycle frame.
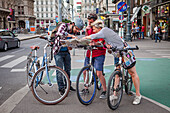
[28,42,53,87]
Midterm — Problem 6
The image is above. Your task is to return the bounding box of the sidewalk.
[17,33,47,41]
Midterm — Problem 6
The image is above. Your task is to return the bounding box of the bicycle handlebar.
[111,45,139,52]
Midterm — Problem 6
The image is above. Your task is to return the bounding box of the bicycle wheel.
[31,65,70,105]
[124,69,133,95]
[107,71,123,110]
[76,65,97,105]
[26,57,35,88]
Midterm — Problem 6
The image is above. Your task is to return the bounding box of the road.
[0,35,170,113]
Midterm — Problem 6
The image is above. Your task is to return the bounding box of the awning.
[130,7,141,22]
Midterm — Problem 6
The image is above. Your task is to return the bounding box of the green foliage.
[62,19,71,23]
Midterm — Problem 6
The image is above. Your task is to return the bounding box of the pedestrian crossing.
[0,55,45,72]
[1,56,27,68]
[146,50,170,58]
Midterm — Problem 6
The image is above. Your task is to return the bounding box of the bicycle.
[107,45,139,110]
[76,45,104,105]
[27,36,70,105]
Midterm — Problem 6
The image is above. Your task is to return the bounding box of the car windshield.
[49,26,56,31]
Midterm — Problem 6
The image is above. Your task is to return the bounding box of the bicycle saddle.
[30,46,40,50]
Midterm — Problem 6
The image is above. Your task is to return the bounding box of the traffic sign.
[119,15,124,20]
[117,2,127,12]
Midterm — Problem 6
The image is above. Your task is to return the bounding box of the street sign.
[119,15,124,20]
[96,8,99,14]
[117,2,127,12]
[142,5,150,14]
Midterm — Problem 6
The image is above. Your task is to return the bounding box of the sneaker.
[110,95,118,101]
[80,89,89,95]
[99,91,106,99]
[59,88,65,96]
[70,86,76,91]
[133,95,142,105]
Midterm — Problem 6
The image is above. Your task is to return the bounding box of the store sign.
[142,5,150,14]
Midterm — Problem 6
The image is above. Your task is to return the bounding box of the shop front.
[153,2,170,40]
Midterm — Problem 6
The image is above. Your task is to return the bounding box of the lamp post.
[126,0,131,41]
[58,0,62,22]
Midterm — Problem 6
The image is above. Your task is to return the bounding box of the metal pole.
[126,0,131,41]
[106,0,108,11]
[58,0,62,22]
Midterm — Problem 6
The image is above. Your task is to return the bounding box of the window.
[51,13,53,17]
[37,13,39,17]
[42,8,43,11]
[85,6,87,11]
[41,1,43,5]
[85,14,87,18]
[46,7,48,11]
[46,1,48,4]
[89,6,91,11]
[85,0,87,3]
[37,7,39,11]
[42,14,44,18]
[37,1,39,5]
[36,20,39,23]
[18,6,24,15]
[46,13,48,17]
[51,7,53,11]
[89,0,91,3]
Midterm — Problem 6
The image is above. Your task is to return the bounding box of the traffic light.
[112,0,119,4]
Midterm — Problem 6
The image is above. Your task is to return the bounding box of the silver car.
[0,30,20,51]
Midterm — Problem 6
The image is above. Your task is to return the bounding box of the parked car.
[0,30,20,51]
[47,25,56,39]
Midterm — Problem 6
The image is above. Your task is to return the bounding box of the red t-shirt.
[141,26,145,32]
[86,27,106,58]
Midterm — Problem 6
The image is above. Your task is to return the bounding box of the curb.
[19,34,46,41]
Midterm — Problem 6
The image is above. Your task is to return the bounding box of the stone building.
[0,0,35,30]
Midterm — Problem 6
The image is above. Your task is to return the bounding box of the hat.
[91,20,104,28]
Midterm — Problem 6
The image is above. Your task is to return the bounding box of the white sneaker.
[133,95,142,105]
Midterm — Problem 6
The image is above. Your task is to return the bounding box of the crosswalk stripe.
[0,55,15,62]
[1,56,27,68]
[11,68,26,72]
[162,56,170,58]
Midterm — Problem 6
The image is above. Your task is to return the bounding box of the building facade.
[34,0,58,28]
[0,0,35,30]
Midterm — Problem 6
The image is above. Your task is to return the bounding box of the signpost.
[117,2,127,38]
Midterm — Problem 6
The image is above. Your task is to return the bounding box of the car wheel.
[3,43,8,51]
[17,41,20,48]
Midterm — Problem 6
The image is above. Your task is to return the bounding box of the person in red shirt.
[141,25,145,39]
[81,13,107,99]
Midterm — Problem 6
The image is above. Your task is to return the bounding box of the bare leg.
[128,66,140,96]
[96,70,106,91]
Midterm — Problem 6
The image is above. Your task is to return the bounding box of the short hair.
[87,13,98,21]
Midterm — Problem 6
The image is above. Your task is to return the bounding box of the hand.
[82,37,87,39]
[86,26,91,30]
[106,44,112,49]
[107,49,112,54]
[89,40,96,46]
[68,47,72,50]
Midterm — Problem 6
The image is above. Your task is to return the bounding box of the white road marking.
[0,85,29,113]
[1,56,27,68]
[11,48,25,54]
[162,56,170,58]
[0,87,2,90]
[155,54,170,55]
[0,55,15,62]
[11,68,26,72]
